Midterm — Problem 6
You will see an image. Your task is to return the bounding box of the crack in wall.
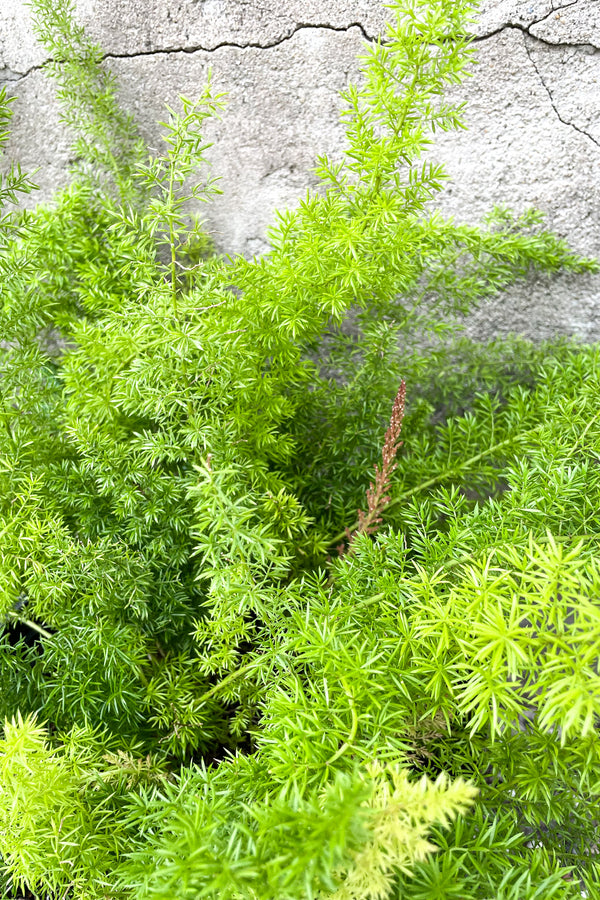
[4,9,599,158]
[0,68,23,84]
[103,20,376,59]
[6,11,598,87]
[474,22,598,51]
[3,20,376,85]
[0,62,44,85]
[524,36,600,149]
[536,0,581,27]
[472,0,599,48]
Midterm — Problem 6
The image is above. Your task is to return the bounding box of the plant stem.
[198,653,280,704]
[166,152,194,420]
[327,678,358,765]
[6,611,53,640]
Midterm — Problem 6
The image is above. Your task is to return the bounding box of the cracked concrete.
[433,22,600,341]
[473,0,600,45]
[525,38,600,148]
[6,24,379,85]
[0,0,599,341]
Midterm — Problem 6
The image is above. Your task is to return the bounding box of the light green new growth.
[0,0,599,897]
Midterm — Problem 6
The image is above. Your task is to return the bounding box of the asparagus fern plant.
[0,0,599,897]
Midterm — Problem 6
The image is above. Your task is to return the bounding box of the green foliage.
[0,0,599,897]
[30,0,144,200]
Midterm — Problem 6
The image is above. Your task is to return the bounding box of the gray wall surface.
[1,0,599,342]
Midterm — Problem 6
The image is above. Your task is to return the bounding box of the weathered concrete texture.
[1,0,599,341]
[0,0,45,77]
[530,0,600,47]
[74,0,388,54]
[474,0,600,45]
[110,26,366,257]
[434,24,600,340]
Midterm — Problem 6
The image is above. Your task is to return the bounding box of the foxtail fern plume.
[0,0,599,898]
[0,89,37,249]
[30,0,145,201]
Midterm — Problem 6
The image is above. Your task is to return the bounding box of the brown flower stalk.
[341,380,406,556]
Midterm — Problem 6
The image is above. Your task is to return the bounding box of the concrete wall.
[1,0,599,341]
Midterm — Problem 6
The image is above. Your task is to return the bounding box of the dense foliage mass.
[0,0,599,896]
